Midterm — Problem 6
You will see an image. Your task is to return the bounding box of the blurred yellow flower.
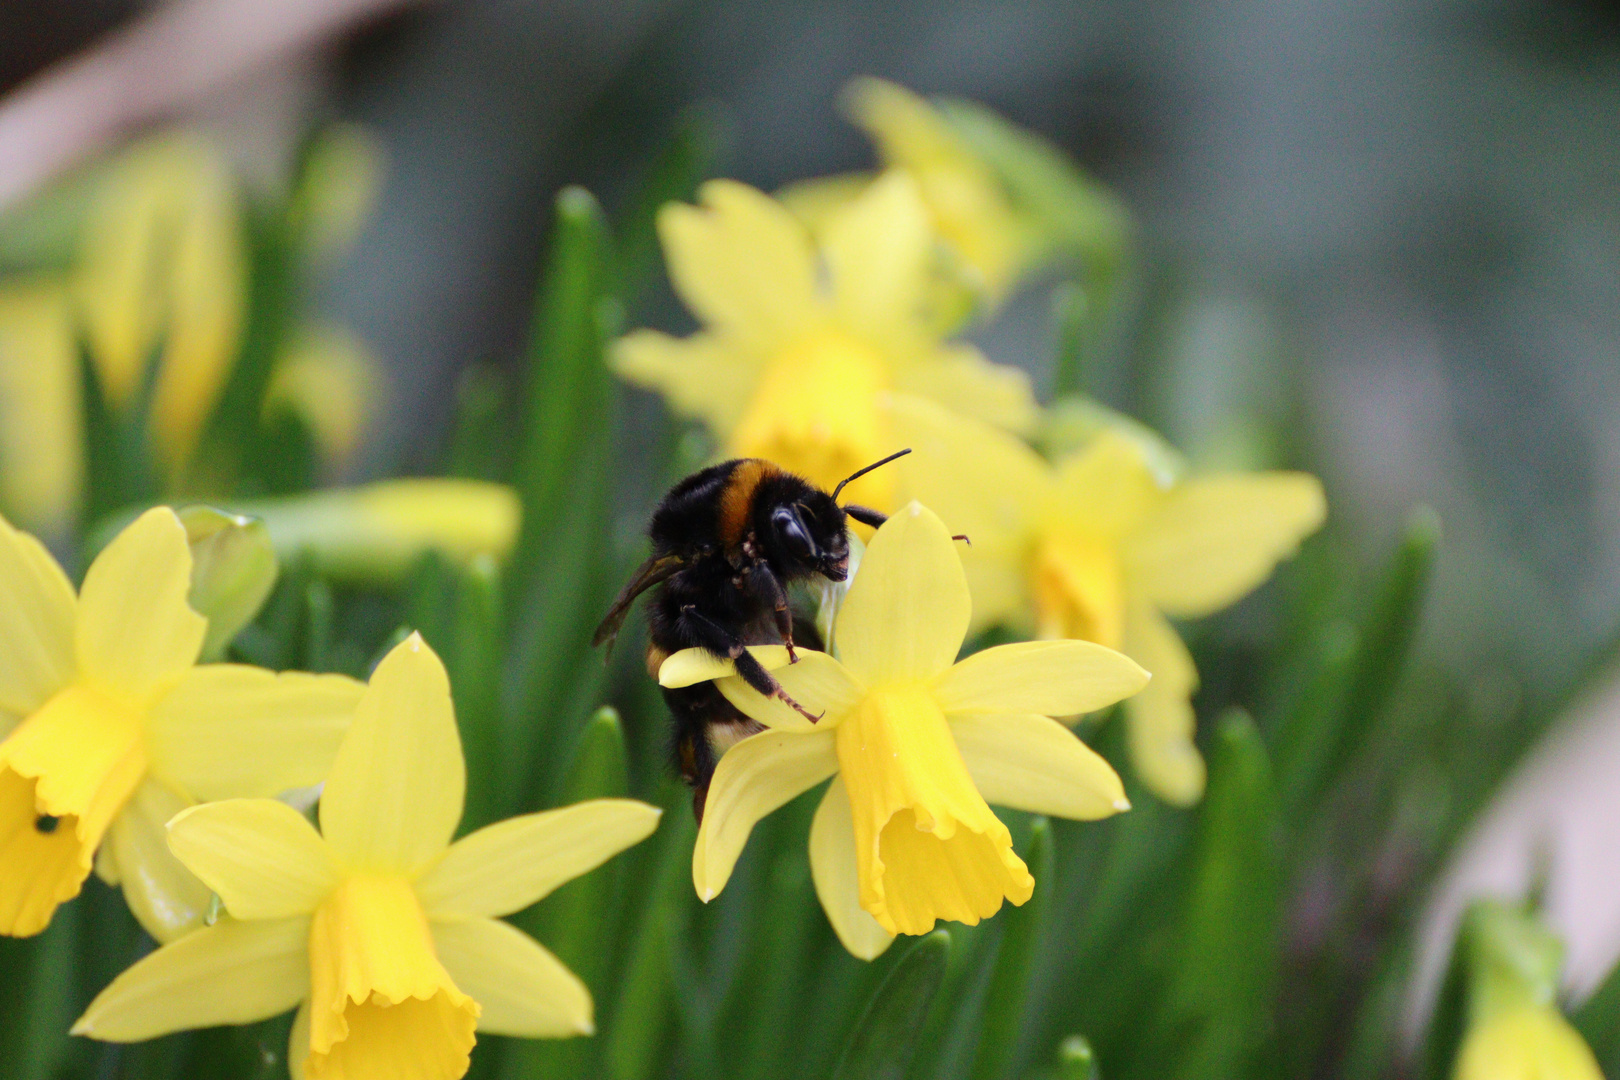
[0,507,362,940]
[614,173,1035,510]
[239,479,521,584]
[660,502,1145,958]
[74,634,661,1080]
[76,134,247,475]
[842,78,1032,305]
[1453,1006,1602,1080]
[264,324,382,470]
[890,396,1325,805]
[0,277,82,537]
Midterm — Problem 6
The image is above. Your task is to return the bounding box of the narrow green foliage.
[1050,283,1091,400]
[0,901,80,1080]
[614,107,727,302]
[1574,957,1620,1075]
[1150,711,1280,1080]
[833,930,952,1080]
[604,789,696,1080]
[451,555,505,831]
[447,365,514,481]
[79,342,160,528]
[1278,506,1439,815]
[505,708,630,1080]
[972,818,1055,1080]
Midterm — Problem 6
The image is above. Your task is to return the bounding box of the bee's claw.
[786,641,800,664]
[952,533,972,547]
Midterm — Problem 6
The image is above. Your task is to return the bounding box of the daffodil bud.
[239,479,521,585]
[289,123,386,270]
[1447,901,1602,1080]
[179,505,278,661]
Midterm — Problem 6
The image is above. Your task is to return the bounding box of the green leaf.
[1277,506,1439,815]
[613,107,727,303]
[971,818,1055,1080]
[832,930,951,1080]
[451,555,505,832]
[504,707,630,1080]
[1151,711,1280,1080]
[1574,955,1620,1075]
[602,787,696,1080]
[0,898,80,1080]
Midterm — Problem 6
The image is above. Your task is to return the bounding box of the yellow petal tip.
[1113,798,1132,812]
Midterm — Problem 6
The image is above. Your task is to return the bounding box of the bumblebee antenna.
[833,448,912,502]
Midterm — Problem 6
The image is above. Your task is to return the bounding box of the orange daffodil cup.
[889,396,1326,806]
[659,501,1148,959]
[75,633,661,1080]
[0,507,362,941]
[612,171,1035,512]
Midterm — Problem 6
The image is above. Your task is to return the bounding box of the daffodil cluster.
[0,502,653,1080]
[614,78,1326,804]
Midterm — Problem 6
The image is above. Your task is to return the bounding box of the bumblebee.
[593,450,910,820]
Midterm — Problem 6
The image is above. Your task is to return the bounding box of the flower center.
[0,684,148,936]
[834,684,1031,936]
[307,875,479,1080]
[730,330,893,509]
[1030,531,1125,650]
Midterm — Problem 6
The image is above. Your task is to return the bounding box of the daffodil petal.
[73,916,310,1041]
[147,665,363,802]
[951,712,1128,819]
[835,501,970,685]
[0,513,76,721]
[106,777,211,942]
[289,999,311,1080]
[1048,430,1162,539]
[0,279,84,540]
[693,730,838,901]
[808,776,894,960]
[76,507,206,702]
[612,330,758,437]
[657,645,790,689]
[712,651,866,732]
[1127,472,1326,617]
[934,640,1149,717]
[1122,598,1205,806]
[659,180,818,347]
[821,170,931,345]
[416,799,661,919]
[167,799,338,920]
[891,343,1036,433]
[431,916,594,1037]
[320,634,464,874]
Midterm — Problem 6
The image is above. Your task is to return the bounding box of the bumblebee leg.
[678,605,822,722]
[844,504,887,529]
[743,562,798,661]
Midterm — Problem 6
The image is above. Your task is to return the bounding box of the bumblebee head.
[768,492,851,581]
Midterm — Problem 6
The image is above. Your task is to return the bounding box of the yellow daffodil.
[264,324,382,469]
[614,172,1035,510]
[889,395,1325,805]
[0,277,83,536]
[660,502,1146,958]
[75,633,661,1080]
[0,507,362,940]
[238,479,521,584]
[76,134,247,474]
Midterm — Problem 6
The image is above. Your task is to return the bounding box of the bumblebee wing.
[592,553,685,649]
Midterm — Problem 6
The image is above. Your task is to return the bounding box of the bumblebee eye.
[772,507,815,559]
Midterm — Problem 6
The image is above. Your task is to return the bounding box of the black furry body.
[594,457,891,820]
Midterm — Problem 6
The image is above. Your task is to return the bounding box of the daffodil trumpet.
[74,633,661,1080]
[659,501,1147,959]
[0,507,362,941]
